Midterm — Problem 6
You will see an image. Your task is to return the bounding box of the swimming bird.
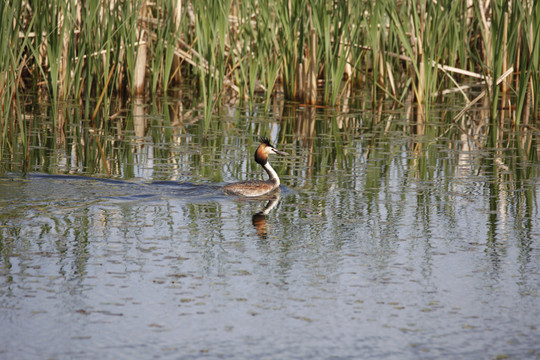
[223,137,289,197]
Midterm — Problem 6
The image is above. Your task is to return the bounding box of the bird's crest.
[259,136,272,147]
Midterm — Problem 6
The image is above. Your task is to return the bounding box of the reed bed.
[0,0,538,132]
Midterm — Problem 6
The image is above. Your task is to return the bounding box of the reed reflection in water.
[0,97,539,359]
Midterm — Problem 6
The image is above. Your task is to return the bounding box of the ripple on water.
[1,125,540,360]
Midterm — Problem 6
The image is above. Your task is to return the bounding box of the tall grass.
[0,1,29,164]
[312,0,359,105]
[274,0,307,101]
[0,0,538,137]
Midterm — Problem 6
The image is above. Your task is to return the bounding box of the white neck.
[263,162,280,186]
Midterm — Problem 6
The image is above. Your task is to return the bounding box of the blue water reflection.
[1,114,540,359]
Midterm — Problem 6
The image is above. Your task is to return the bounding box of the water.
[1,101,540,359]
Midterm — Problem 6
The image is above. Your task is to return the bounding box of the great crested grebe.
[223,137,289,197]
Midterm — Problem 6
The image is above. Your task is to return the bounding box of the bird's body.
[223,137,288,197]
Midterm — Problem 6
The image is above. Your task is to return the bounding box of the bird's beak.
[273,148,289,156]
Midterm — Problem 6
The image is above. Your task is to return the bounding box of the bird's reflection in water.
[252,193,280,239]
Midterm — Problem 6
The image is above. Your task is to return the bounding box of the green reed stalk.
[68,7,86,100]
[361,0,385,101]
[386,1,422,101]
[312,0,361,105]
[510,0,539,125]
[229,0,256,103]
[44,0,62,109]
[0,1,34,168]
[161,1,182,92]
[488,1,507,124]
[149,8,167,94]
[147,0,181,93]
[192,0,231,124]
[116,0,140,96]
[419,0,467,106]
[241,0,281,107]
[0,1,19,120]
[275,0,308,101]
[100,2,115,111]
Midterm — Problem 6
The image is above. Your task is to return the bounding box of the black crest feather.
[259,136,272,147]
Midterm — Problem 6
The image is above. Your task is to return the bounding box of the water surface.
[1,102,539,359]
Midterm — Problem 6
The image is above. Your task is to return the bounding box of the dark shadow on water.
[151,180,226,199]
[14,173,294,204]
[28,173,129,184]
